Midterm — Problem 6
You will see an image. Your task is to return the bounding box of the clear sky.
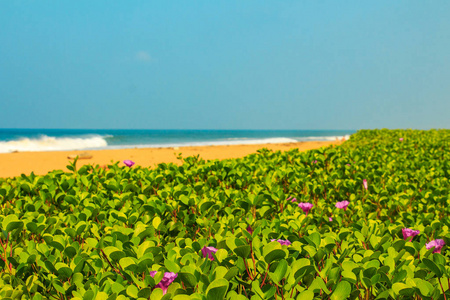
[1,1,449,130]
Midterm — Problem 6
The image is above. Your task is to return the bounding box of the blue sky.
[1,1,449,130]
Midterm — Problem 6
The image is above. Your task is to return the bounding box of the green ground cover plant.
[0,129,449,299]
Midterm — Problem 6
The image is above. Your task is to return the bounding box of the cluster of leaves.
[0,129,449,300]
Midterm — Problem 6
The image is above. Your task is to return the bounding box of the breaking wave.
[0,135,109,153]
[0,132,351,153]
[104,136,349,149]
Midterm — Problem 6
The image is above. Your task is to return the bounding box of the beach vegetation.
[0,129,449,299]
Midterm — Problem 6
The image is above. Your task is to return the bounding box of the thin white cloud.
[135,51,152,62]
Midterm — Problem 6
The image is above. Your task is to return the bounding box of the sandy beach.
[0,141,341,178]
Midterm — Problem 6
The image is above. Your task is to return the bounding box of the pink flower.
[271,239,291,246]
[363,179,368,190]
[329,217,333,222]
[313,160,318,164]
[399,138,404,142]
[402,228,420,241]
[335,200,349,211]
[201,246,218,261]
[426,239,445,253]
[123,160,135,167]
[287,196,297,202]
[150,271,178,294]
[298,202,313,216]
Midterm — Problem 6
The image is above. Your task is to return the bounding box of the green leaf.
[150,288,164,300]
[413,278,434,297]
[422,258,443,277]
[138,288,152,299]
[290,258,310,279]
[178,272,198,288]
[263,242,286,264]
[44,260,57,273]
[55,262,73,281]
[172,295,192,300]
[215,249,228,263]
[224,266,239,281]
[297,290,314,300]
[64,195,78,205]
[392,282,414,296]
[223,292,247,300]
[206,278,229,300]
[52,279,66,294]
[95,292,108,300]
[265,249,286,264]
[309,277,330,294]
[330,281,352,300]
[234,245,251,258]
[126,285,139,298]
[200,201,215,213]
[120,257,138,272]
[251,280,265,299]
[20,183,31,193]
[75,221,87,236]
[305,232,321,248]
[103,246,126,262]
[269,259,288,285]
[2,214,23,233]
[341,270,357,284]
[164,259,180,273]
[153,217,162,230]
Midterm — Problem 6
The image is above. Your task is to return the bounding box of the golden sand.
[0,141,341,178]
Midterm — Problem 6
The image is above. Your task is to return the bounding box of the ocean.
[0,129,355,153]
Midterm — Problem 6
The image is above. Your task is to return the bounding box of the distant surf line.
[0,129,354,153]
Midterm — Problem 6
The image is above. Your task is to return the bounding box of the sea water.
[0,129,355,153]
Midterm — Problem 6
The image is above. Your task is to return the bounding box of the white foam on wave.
[189,137,300,146]
[99,135,353,150]
[296,135,351,141]
[0,134,352,153]
[105,137,307,150]
[0,135,109,153]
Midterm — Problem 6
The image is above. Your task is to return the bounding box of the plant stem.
[439,278,447,300]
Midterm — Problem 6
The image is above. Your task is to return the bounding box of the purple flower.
[329,217,333,222]
[123,160,135,167]
[402,228,420,241]
[426,239,445,253]
[399,138,404,142]
[335,200,349,211]
[287,196,297,202]
[246,225,253,235]
[150,271,178,294]
[363,179,368,190]
[271,239,291,246]
[298,202,313,216]
[201,246,218,261]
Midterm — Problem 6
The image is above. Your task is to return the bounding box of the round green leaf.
[164,259,180,273]
[178,272,197,288]
[126,285,139,298]
[330,281,352,300]
[206,278,229,300]
[233,245,251,259]
[153,217,162,230]
[264,249,286,264]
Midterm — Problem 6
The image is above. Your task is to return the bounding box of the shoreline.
[0,141,342,178]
